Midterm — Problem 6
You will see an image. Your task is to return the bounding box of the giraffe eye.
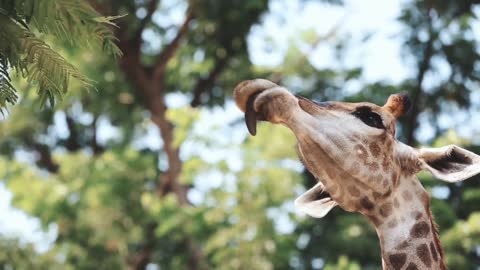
[352,107,385,129]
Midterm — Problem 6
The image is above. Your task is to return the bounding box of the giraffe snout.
[233,79,278,112]
[234,79,279,135]
[234,79,298,135]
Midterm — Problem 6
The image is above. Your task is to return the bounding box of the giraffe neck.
[372,175,446,270]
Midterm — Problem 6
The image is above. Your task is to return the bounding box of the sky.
[248,0,409,83]
[0,0,479,253]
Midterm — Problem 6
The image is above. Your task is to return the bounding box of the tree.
[1,0,274,269]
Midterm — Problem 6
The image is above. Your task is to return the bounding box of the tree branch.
[134,0,160,43]
[90,116,104,155]
[405,29,435,145]
[141,94,188,204]
[65,115,81,151]
[190,56,229,107]
[94,2,203,268]
[127,223,156,270]
[31,143,59,173]
[116,0,160,92]
[143,0,160,28]
[118,37,152,92]
[152,12,194,81]
[185,238,205,270]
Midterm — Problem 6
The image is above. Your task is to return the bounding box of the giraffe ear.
[294,182,338,218]
[418,145,480,182]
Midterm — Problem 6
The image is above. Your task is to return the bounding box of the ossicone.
[383,92,411,118]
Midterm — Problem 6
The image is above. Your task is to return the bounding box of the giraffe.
[233,79,480,270]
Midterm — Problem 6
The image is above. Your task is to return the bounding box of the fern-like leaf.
[0,57,18,109]
[0,0,122,108]
[1,0,122,57]
[0,13,93,107]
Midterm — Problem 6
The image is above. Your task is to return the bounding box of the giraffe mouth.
[294,181,337,218]
[301,183,332,203]
[311,188,332,201]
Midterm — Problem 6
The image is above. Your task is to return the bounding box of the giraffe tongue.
[294,182,337,218]
[245,93,260,136]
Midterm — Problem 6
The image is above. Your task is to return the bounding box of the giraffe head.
[234,79,480,219]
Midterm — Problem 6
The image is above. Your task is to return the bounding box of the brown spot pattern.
[406,262,418,270]
[412,211,423,220]
[373,175,383,183]
[360,197,374,211]
[387,218,398,228]
[417,243,432,267]
[325,167,336,179]
[368,214,382,226]
[347,186,360,197]
[391,171,399,187]
[367,162,379,170]
[379,202,393,218]
[382,155,390,171]
[385,140,392,150]
[369,142,381,157]
[394,198,400,208]
[328,184,339,196]
[397,240,409,249]
[388,253,406,270]
[430,241,438,261]
[382,179,389,187]
[410,221,430,238]
[402,190,413,200]
[354,144,368,160]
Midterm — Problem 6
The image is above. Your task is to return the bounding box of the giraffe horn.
[383,92,411,118]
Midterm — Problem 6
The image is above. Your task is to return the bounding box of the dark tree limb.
[127,223,156,270]
[31,143,59,173]
[90,116,104,155]
[65,115,81,151]
[405,32,435,145]
[92,1,206,268]
[190,56,229,107]
[152,12,194,81]
[131,0,160,45]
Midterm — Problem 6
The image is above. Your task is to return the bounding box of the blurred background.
[0,0,479,269]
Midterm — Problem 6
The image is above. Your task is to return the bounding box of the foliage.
[442,212,480,269]
[0,0,121,108]
[0,237,63,270]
